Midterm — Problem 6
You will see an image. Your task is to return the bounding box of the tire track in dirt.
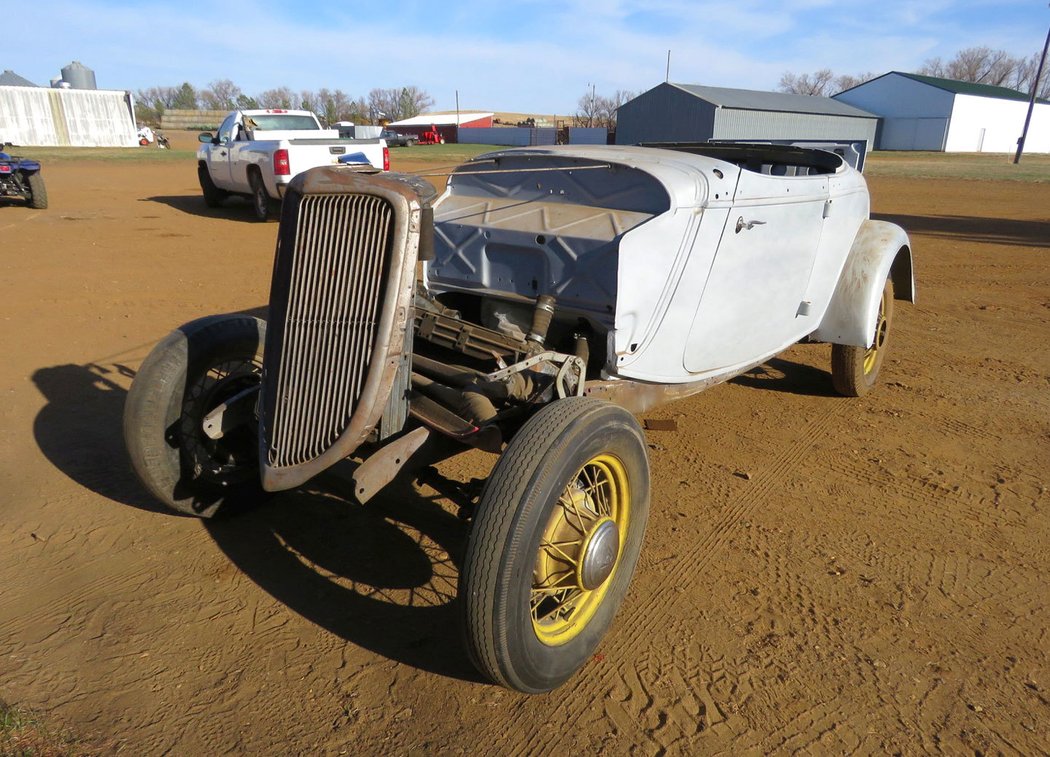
[486,401,849,755]
[0,524,204,636]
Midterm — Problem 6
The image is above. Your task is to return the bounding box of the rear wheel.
[460,397,650,693]
[123,314,266,517]
[249,170,270,221]
[198,164,228,208]
[27,172,47,209]
[832,277,895,396]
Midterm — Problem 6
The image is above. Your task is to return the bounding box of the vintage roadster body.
[125,143,912,694]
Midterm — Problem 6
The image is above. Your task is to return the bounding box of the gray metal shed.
[616,82,877,150]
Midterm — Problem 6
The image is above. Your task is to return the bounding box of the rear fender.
[812,220,914,348]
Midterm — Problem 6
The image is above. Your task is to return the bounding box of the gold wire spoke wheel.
[460,397,650,694]
[531,454,631,645]
[831,276,895,397]
[863,284,891,375]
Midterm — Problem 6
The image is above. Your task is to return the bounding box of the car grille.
[264,193,394,468]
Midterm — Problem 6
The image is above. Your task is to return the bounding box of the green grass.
[10,146,197,163]
[865,151,1050,182]
[390,143,501,164]
[0,700,81,756]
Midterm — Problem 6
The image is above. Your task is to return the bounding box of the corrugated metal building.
[0,85,138,147]
[616,82,878,149]
[833,71,1050,152]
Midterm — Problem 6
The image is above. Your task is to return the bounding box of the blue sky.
[7,0,1049,113]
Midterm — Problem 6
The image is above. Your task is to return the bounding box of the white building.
[833,71,1050,153]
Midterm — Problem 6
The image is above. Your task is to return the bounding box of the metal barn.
[833,72,1050,152]
[616,82,877,149]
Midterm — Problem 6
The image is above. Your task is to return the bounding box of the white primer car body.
[426,143,913,389]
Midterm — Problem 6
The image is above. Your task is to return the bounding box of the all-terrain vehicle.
[0,143,47,208]
[124,143,913,694]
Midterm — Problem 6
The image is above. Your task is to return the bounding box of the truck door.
[683,168,828,374]
[205,113,238,190]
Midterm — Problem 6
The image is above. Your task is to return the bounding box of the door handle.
[735,216,766,233]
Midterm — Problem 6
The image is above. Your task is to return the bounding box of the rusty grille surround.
[259,168,424,492]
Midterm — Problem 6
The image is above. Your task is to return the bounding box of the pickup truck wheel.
[124,314,267,517]
[27,172,47,209]
[249,171,270,221]
[198,164,228,208]
[460,397,650,693]
[832,277,895,397]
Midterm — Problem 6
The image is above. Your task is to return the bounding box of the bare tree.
[574,87,602,127]
[833,72,876,93]
[257,87,297,109]
[200,79,242,110]
[600,89,636,127]
[778,69,835,96]
[1014,51,1050,99]
[367,86,434,123]
[918,47,1022,86]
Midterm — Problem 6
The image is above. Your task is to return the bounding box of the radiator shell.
[259,167,429,491]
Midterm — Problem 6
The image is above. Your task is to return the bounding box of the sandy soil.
[0,141,1047,755]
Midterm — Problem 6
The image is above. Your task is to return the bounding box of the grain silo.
[61,61,97,90]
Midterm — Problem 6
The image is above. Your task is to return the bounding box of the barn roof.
[388,112,493,127]
[667,82,876,118]
[837,71,1050,105]
[0,70,38,87]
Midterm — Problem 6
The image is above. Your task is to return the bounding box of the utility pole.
[455,89,460,144]
[1014,5,1050,164]
[666,50,671,82]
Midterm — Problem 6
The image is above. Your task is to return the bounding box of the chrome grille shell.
[259,167,427,492]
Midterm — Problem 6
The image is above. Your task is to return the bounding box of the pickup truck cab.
[196,109,389,220]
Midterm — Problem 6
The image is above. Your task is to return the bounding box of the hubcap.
[579,518,619,590]
[531,454,630,645]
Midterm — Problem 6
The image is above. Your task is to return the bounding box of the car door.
[683,168,828,373]
[205,113,238,190]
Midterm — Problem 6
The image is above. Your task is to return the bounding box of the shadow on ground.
[143,195,275,223]
[872,212,1050,249]
[732,356,839,397]
[31,359,481,683]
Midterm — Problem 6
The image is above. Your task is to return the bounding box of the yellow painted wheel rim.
[531,454,630,646]
[863,285,890,375]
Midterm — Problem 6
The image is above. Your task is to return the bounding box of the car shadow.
[31,358,482,682]
[142,195,276,223]
[205,471,482,681]
[31,362,172,513]
[732,357,839,397]
[872,212,1050,249]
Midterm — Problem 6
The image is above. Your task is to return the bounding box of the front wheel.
[460,397,650,693]
[831,276,895,396]
[198,164,228,208]
[123,314,266,517]
[27,172,47,209]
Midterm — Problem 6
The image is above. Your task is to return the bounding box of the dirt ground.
[0,138,1047,755]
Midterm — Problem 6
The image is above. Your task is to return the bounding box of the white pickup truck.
[196,109,389,220]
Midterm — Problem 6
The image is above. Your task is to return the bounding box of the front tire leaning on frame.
[460,397,650,693]
[123,314,266,518]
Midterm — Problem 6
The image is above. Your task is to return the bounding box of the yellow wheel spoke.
[533,589,585,624]
[541,540,581,566]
